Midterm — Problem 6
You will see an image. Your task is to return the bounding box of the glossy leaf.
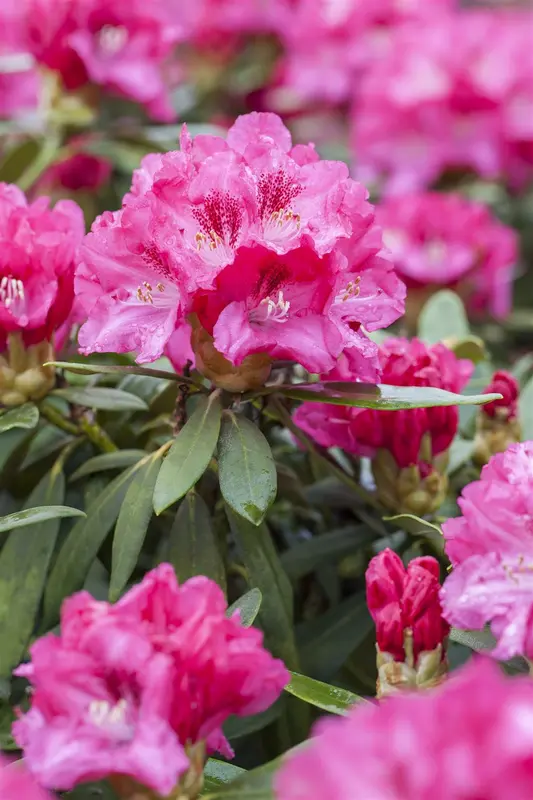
[70,449,147,482]
[447,437,476,474]
[167,491,226,591]
[42,458,148,629]
[284,671,363,716]
[0,505,85,534]
[273,382,501,410]
[0,139,40,184]
[227,510,297,669]
[153,394,222,514]
[519,374,533,440]
[0,403,39,433]
[418,289,470,344]
[218,413,277,526]
[109,451,164,601]
[0,428,32,472]
[201,753,282,799]
[0,463,66,677]
[47,360,201,387]
[53,386,148,411]
[280,525,376,580]
[226,588,262,627]
[224,700,282,742]
[203,760,247,792]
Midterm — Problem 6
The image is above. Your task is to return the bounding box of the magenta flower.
[14,565,289,792]
[0,1,38,120]
[352,10,533,193]
[275,658,533,800]
[24,0,183,120]
[482,370,519,422]
[77,113,405,381]
[0,756,51,800]
[441,442,533,661]
[0,183,84,347]
[377,191,517,319]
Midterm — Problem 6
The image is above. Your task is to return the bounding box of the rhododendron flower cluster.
[441,441,533,661]
[275,658,533,800]
[22,0,185,120]
[0,756,51,800]
[14,564,289,795]
[276,0,455,106]
[76,112,405,388]
[352,10,533,193]
[366,549,449,696]
[377,191,517,320]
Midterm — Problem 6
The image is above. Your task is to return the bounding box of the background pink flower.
[0,756,51,800]
[377,191,517,318]
[275,658,533,800]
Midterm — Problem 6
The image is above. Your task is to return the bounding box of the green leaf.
[284,671,363,716]
[70,450,147,482]
[0,428,33,472]
[64,781,119,799]
[167,491,226,592]
[153,394,222,514]
[0,505,85,534]
[447,437,475,474]
[0,139,40,184]
[42,458,149,629]
[0,403,39,432]
[218,413,277,526]
[224,700,282,742]
[298,592,373,682]
[0,701,16,750]
[203,760,247,792]
[227,510,297,669]
[272,382,501,410]
[47,360,201,387]
[519,374,533,440]
[280,525,376,580]
[418,289,470,344]
[109,451,164,601]
[383,514,443,536]
[226,588,262,627]
[0,460,67,676]
[201,754,282,799]
[52,387,148,411]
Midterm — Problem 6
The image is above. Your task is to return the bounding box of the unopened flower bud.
[366,549,449,697]
[190,318,271,393]
[0,336,55,407]
[473,370,521,466]
[372,448,449,516]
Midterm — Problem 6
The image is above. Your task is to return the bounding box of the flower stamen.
[0,276,25,309]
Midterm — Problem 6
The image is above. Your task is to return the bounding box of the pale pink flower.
[77,113,405,374]
[378,191,517,318]
[0,756,51,800]
[0,183,84,349]
[275,658,533,800]
[0,1,38,119]
[352,11,533,193]
[441,441,533,661]
[24,0,183,120]
[294,337,472,466]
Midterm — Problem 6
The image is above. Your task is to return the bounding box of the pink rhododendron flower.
[0,182,84,348]
[441,442,533,661]
[77,113,405,377]
[377,191,517,318]
[275,658,533,800]
[0,756,51,800]
[24,0,184,120]
[276,0,455,106]
[0,1,38,119]
[14,565,289,792]
[38,152,112,194]
[366,548,449,662]
[482,370,519,421]
[294,337,472,465]
[352,11,533,193]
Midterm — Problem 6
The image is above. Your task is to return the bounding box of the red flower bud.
[366,549,449,663]
[482,370,519,420]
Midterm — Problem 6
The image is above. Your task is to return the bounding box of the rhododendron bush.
[1,1,533,799]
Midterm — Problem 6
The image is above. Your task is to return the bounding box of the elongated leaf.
[273,382,501,410]
[224,700,282,741]
[284,671,363,716]
[153,394,222,514]
[42,458,149,629]
[0,463,66,676]
[0,403,38,432]
[227,510,297,669]
[298,592,373,681]
[203,761,247,792]
[201,753,283,799]
[0,428,32,472]
[109,452,164,601]
[70,450,147,482]
[226,588,262,627]
[167,491,226,591]
[218,413,277,525]
[280,525,376,580]
[0,139,40,184]
[0,505,84,534]
[53,387,148,411]
[47,360,201,387]
[418,290,470,344]
[520,374,533,440]
[447,437,475,474]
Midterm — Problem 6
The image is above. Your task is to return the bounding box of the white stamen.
[260,290,291,323]
[97,25,128,56]
[0,276,25,310]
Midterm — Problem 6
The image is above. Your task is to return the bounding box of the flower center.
[97,25,128,56]
[88,699,134,741]
[136,281,165,304]
[335,276,361,303]
[250,290,291,325]
[193,190,243,253]
[0,276,25,310]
